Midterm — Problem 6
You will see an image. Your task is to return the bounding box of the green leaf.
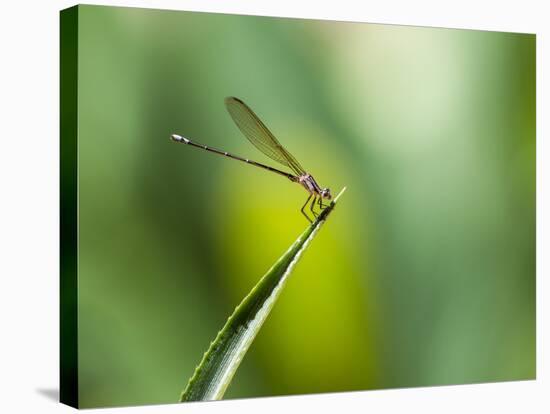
[180,187,347,402]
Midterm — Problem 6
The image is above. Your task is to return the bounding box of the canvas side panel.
[60,5,79,409]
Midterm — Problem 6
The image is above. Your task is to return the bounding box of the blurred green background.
[72,5,535,408]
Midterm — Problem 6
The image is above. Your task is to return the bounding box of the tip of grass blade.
[334,186,347,202]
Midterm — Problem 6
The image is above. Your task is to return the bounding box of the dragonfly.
[171,97,332,222]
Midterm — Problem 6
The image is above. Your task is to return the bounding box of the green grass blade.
[180,187,347,402]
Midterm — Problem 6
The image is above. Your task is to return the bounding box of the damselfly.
[171,97,332,222]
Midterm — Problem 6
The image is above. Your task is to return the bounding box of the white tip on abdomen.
[171,134,190,144]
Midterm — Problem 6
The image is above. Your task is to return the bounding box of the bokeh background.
[72,5,535,408]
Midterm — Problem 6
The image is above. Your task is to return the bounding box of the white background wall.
[0,1,547,413]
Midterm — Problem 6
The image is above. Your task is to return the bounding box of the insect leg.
[301,194,313,223]
[310,195,318,217]
[318,197,326,210]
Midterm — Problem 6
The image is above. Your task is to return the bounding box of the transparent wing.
[224,97,306,176]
